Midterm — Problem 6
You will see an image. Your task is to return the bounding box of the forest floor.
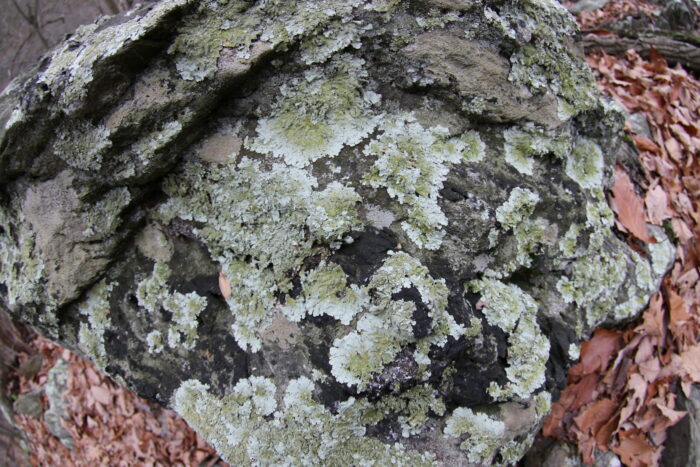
[2,1,700,466]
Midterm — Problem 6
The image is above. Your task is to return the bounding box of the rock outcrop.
[0,0,674,464]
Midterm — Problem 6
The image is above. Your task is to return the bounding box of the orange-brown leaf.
[579,329,623,375]
[218,273,232,299]
[573,397,618,437]
[679,345,700,382]
[644,185,675,224]
[633,136,661,153]
[613,429,656,467]
[610,166,657,243]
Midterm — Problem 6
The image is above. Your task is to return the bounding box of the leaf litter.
[543,16,700,466]
[7,335,228,466]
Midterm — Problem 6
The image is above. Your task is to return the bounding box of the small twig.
[582,33,700,73]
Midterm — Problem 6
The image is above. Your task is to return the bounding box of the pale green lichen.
[488,313,550,400]
[247,55,380,168]
[415,10,463,30]
[444,407,505,464]
[568,343,580,361]
[0,204,46,309]
[363,114,475,249]
[559,223,584,257]
[146,330,164,354]
[53,122,112,172]
[534,391,552,418]
[329,252,465,389]
[159,157,362,351]
[489,187,551,275]
[556,191,665,328]
[299,18,371,64]
[364,0,402,13]
[461,131,487,163]
[503,124,571,175]
[77,280,115,371]
[556,244,628,327]
[360,384,446,438]
[82,187,131,240]
[284,261,369,325]
[469,279,534,333]
[163,292,208,350]
[498,434,536,466]
[169,0,364,81]
[648,230,675,276]
[136,261,208,351]
[134,120,183,164]
[565,138,604,190]
[498,0,599,117]
[468,278,549,400]
[172,376,436,466]
[135,260,170,313]
[495,187,539,229]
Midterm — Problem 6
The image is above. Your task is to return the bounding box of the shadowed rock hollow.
[0,0,675,465]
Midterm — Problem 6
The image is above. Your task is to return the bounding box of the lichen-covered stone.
[0,0,674,465]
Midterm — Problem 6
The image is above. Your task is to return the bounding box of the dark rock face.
[0,0,675,465]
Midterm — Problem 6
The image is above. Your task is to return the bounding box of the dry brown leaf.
[574,398,618,437]
[634,136,661,153]
[679,345,700,382]
[671,218,694,243]
[579,329,623,375]
[610,166,656,243]
[640,292,665,338]
[644,185,675,224]
[219,272,232,299]
[613,429,656,467]
[664,137,684,163]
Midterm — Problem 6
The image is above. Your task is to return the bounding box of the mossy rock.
[0,0,674,465]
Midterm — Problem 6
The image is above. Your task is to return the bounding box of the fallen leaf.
[610,166,656,243]
[574,398,617,437]
[640,292,665,338]
[579,329,622,375]
[613,429,656,467]
[634,136,660,153]
[218,273,232,299]
[644,185,675,224]
[679,345,700,381]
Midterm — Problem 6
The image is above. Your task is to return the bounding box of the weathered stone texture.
[0,0,674,465]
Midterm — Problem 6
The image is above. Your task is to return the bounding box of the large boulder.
[0,0,674,464]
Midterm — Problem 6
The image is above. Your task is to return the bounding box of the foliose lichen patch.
[136,261,208,351]
[0,203,46,310]
[158,157,361,351]
[247,55,381,168]
[468,279,549,400]
[493,0,600,119]
[443,407,505,464]
[173,376,437,466]
[502,124,570,175]
[329,252,465,389]
[77,280,115,371]
[39,0,190,111]
[168,0,365,82]
[363,113,484,249]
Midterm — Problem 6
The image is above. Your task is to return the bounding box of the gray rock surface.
[0,0,675,465]
[44,359,73,449]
